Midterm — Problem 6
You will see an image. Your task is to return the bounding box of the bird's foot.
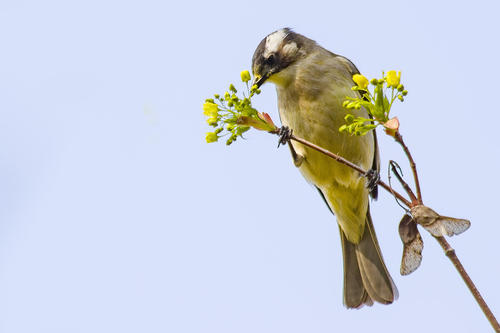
[365,169,380,192]
[277,126,292,148]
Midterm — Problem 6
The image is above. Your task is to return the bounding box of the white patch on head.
[282,42,298,57]
[264,29,288,57]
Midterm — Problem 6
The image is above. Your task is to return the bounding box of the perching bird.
[251,28,397,308]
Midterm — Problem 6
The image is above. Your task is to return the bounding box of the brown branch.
[394,131,423,204]
[435,236,500,332]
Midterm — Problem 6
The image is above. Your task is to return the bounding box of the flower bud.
[402,90,408,96]
[207,116,218,126]
[229,84,237,93]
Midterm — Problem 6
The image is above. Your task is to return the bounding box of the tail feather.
[340,209,397,308]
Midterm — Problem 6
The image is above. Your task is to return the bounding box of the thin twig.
[435,236,500,332]
[394,131,423,204]
[389,160,419,204]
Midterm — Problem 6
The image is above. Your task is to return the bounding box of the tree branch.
[435,236,500,332]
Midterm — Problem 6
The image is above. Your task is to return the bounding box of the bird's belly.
[282,106,371,190]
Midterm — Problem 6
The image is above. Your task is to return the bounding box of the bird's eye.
[265,54,275,66]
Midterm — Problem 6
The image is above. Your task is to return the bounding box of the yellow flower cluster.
[203,69,269,145]
[341,70,408,137]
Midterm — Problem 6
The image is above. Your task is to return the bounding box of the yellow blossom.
[240,70,251,83]
[203,102,218,117]
[352,74,369,90]
[205,132,218,143]
[386,70,401,88]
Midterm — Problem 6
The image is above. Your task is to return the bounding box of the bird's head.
[251,28,311,88]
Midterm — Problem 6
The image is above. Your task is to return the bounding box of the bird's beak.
[252,73,268,88]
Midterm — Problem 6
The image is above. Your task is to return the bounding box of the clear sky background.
[1,0,499,332]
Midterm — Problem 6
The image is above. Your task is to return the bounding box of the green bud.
[378,79,385,85]
[402,90,408,96]
[256,89,261,94]
[214,94,220,99]
[398,95,404,102]
[226,134,237,145]
[227,101,234,107]
[397,84,404,92]
[205,98,215,103]
[224,92,230,100]
[344,114,354,123]
[229,84,237,93]
[342,100,350,108]
[214,127,223,134]
[370,78,378,85]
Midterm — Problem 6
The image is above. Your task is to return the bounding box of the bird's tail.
[339,208,398,308]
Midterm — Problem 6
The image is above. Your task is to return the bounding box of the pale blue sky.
[1,0,499,332]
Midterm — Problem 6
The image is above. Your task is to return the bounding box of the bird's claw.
[278,126,292,148]
[365,169,380,192]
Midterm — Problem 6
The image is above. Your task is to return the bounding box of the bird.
[251,28,397,308]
